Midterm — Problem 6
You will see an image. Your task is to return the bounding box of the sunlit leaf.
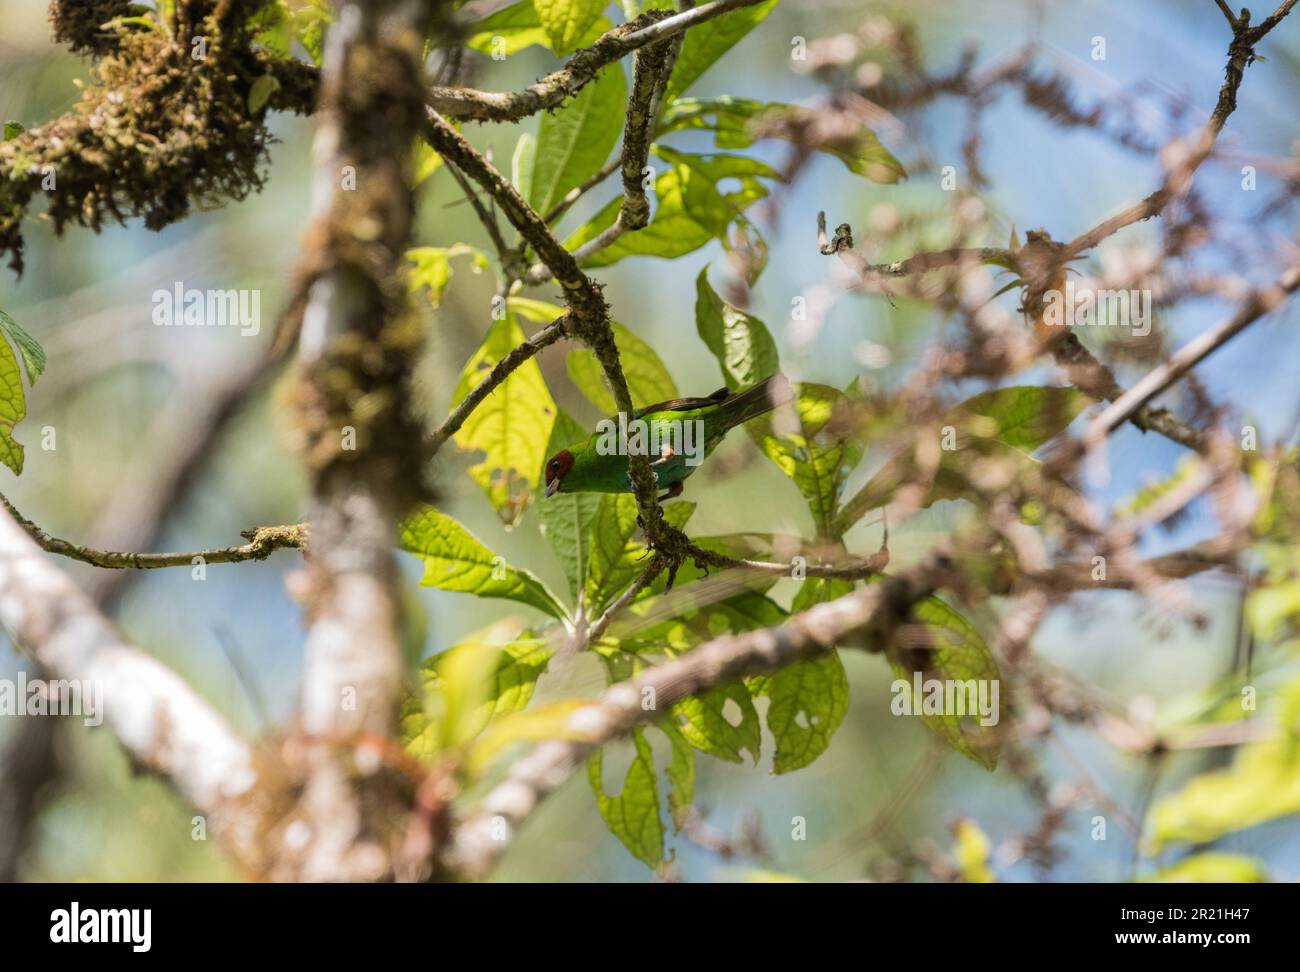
[1140,852,1269,883]
[451,311,557,524]
[564,161,734,266]
[585,494,695,613]
[1146,698,1300,852]
[0,311,39,475]
[748,579,850,773]
[534,0,607,55]
[468,698,592,771]
[0,309,46,385]
[671,683,762,765]
[662,719,696,831]
[399,507,568,619]
[953,819,996,883]
[694,267,779,390]
[412,139,444,189]
[567,320,678,414]
[588,728,664,867]
[407,245,487,309]
[465,0,552,56]
[401,621,556,759]
[662,0,778,103]
[530,64,627,218]
[748,383,863,540]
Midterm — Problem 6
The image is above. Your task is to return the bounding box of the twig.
[0,506,262,863]
[443,159,513,269]
[523,34,675,284]
[1063,0,1297,259]
[542,156,621,225]
[427,317,571,457]
[1082,262,1300,447]
[0,493,306,570]
[427,0,763,123]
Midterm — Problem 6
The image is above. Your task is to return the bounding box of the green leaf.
[511,132,536,200]
[451,311,557,525]
[747,383,863,540]
[652,146,780,252]
[468,698,592,771]
[694,267,780,389]
[250,1,293,58]
[1146,732,1300,852]
[534,0,606,55]
[588,728,664,867]
[562,147,779,271]
[659,97,906,183]
[618,583,787,649]
[0,309,46,385]
[662,0,778,103]
[412,139,444,189]
[407,245,487,309]
[835,385,1088,531]
[1140,853,1269,883]
[585,494,695,613]
[537,410,603,602]
[402,628,556,760]
[507,295,565,324]
[466,0,552,56]
[291,0,330,64]
[399,507,568,620]
[564,161,734,266]
[0,313,36,475]
[749,651,847,774]
[661,720,696,831]
[566,320,678,414]
[247,73,280,113]
[2,121,24,141]
[653,146,783,192]
[530,64,627,218]
[748,579,850,773]
[671,683,762,764]
[887,596,1002,769]
[957,385,1089,451]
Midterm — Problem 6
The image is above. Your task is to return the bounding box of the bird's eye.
[547,460,557,474]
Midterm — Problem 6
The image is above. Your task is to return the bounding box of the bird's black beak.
[545,477,559,498]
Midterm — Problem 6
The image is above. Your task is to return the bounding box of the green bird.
[544,373,793,500]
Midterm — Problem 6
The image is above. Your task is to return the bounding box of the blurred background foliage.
[2,0,1299,881]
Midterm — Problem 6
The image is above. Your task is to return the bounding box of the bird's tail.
[716,373,795,429]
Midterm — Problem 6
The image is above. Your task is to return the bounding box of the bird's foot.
[657,480,684,501]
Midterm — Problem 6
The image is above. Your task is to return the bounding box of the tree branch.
[426,0,763,123]
[0,494,306,570]
[1082,262,1300,446]
[445,550,954,879]
[523,35,674,283]
[421,111,667,545]
[0,506,263,862]
[284,0,441,882]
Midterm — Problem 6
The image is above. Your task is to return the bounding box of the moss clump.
[49,0,137,56]
[1,0,315,274]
